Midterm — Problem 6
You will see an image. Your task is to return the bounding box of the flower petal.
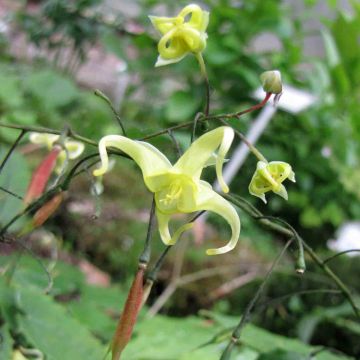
[173,126,234,193]
[274,184,288,200]
[29,132,59,149]
[155,54,187,67]
[149,15,178,35]
[156,209,194,245]
[158,29,188,61]
[65,140,85,159]
[93,135,172,192]
[196,182,240,255]
[180,26,206,52]
[179,4,209,32]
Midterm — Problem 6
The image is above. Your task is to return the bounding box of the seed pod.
[24,147,61,205]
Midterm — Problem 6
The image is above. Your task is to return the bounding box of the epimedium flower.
[93,126,240,255]
[248,161,296,204]
[149,4,209,67]
[29,132,84,174]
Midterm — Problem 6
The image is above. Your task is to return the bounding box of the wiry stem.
[0,186,23,200]
[0,130,26,175]
[220,239,293,359]
[323,249,360,264]
[94,89,127,136]
[224,193,360,319]
[219,119,267,162]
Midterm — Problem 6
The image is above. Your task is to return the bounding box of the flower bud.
[33,192,64,227]
[260,70,282,94]
[24,147,61,205]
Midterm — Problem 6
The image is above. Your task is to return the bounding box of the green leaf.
[0,324,13,360]
[258,349,308,360]
[16,286,106,360]
[0,74,24,108]
[23,70,79,109]
[0,255,85,296]
[67,284,125,340]
[165,91,201,123]
[322,30,340,68]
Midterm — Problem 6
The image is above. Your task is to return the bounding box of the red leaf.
[24,147,61,205]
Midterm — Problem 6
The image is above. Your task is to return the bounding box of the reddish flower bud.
[112,267,144,360]
[24,147,61,205]
[33,192,64,227]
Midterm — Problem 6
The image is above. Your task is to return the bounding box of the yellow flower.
[93,127,240,255]
[249,161,295,203]
[149,4,209,67]
[29,132,84,173]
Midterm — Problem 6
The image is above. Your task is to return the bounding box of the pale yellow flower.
[149,4,209,67]
[93,127,240,255]
[29,132,84,173]
[249,161,295,203]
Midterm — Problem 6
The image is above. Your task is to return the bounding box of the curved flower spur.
[93,126,240,255]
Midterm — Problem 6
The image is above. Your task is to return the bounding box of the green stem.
[224,193,360,319]
[146,210,205,283]
[94,89,127,136]
[0,186,23,200]
[0,122,97,147]
[220,239,293,360]
[139,197,156,265]
[167,130,182,157]
[255,216,305,274]
[323,249,360,264]
[0,186,62,237]
[195,53,210,117]
[219,119,267,162]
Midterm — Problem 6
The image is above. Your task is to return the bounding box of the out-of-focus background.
[0,1,359,359]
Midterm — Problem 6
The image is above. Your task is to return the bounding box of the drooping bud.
[260,70,282,94]
[24,147,61,205]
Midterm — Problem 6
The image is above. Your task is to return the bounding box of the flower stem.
[139,197,156,265]
[220,239,293,360]
[94,89,127,136]
[219,119,267,162]
[195,53,210,117]
[224,193,360,319]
